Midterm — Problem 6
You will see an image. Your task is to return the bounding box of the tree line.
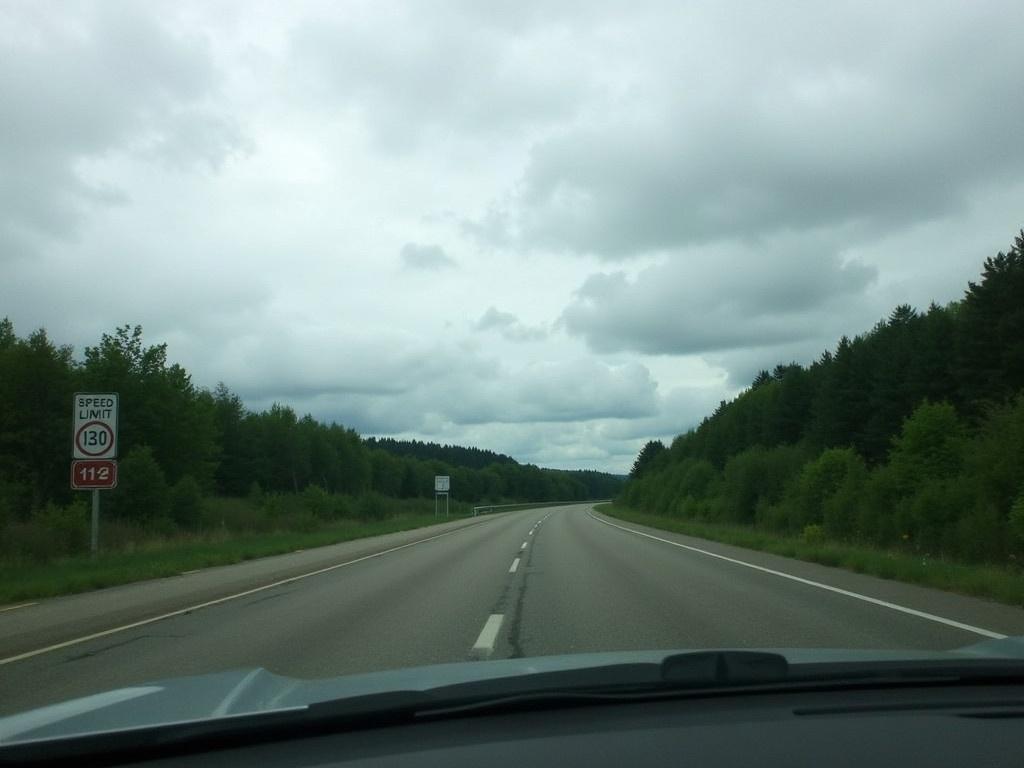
[622,230,1024,564]
[0,321,623,533]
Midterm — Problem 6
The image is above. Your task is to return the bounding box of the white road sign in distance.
[435,475,450,492]
[73,393,119,460]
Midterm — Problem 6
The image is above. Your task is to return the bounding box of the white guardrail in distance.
[471,499,611,516]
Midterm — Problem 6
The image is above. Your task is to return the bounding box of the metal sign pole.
[91,489,99,557]
[446,492,449,518]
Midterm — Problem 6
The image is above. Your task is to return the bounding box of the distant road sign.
[435,475,450,492]
[71,460,118,490]
[73,393,118,460]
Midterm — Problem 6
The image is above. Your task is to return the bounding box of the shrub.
[821,454,868,541]
[357,492,387,520]
[786,448,865,533]
[247,481,264,507]
[889,401,965,494]
[954,503,1005,563]
[170,475,203,529]
[721,445,808,526]
[302,484,332,518]
[7,501,89,562]
[855,467,899,546]
[331,494,353,519]
[802,524,825,545]
[1009,492,1024,551]
[111,446,170,522]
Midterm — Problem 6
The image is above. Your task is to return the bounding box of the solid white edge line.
[587,511,1006,640]
[509,558,520,574]
[0,603,37,614]
[0,521,492,667]
[472,614,504,657]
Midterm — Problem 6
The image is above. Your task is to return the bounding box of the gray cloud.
[400,242,457,270]
[561,240,877,355]
[0,3,247,257]
[468,3,1024,259]
[474,306,547,342]
[289,5,592,149]
[239,351,658,437]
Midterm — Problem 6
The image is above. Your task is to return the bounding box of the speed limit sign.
[73,393,119,460]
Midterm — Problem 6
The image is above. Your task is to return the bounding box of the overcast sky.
[3,1,1024,473]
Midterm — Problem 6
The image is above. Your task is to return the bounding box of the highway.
[3,504,1024,716]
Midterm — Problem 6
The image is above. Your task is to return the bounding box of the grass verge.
[0,513,466,605]
[596,504,1024,608]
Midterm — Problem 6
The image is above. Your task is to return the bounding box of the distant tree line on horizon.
[0,320,623,542]
[623,230,1024,564]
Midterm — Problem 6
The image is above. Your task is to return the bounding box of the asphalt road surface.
[3,504,1024,715]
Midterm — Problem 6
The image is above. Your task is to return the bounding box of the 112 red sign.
[71,460,118,490]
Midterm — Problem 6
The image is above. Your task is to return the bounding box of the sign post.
[72,393,119,556]
[434,475,450,518]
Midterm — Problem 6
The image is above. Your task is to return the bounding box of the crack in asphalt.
[63,633,184,663]
[506,530,540,659]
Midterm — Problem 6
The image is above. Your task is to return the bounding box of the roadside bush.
[955,502,1006,563]
[356,492,387,520]
[5,500,89,562]
[302,484,332,518]
[331,494,353,519]
[247,481,264,508]
[112,446,170,522]
[679,460,719,500]
[821,454,869,541]
[284,509,319,533]
[889,401,965,494]
[802,524,825,546]
[855,467,899,546]
[170,475,203,529]
[902,477,972,554]
[785,448,865,533]
[721,445,807,525]
[1009,492,1024,552]
[0,479,30,524]
[201,496,271,534]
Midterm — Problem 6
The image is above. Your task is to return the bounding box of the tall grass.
[0,493,472,604]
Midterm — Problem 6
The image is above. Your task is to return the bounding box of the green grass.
[0,512,467,605]
[596,503,1024,607]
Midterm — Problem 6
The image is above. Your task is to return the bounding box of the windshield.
[2,0,1024,735]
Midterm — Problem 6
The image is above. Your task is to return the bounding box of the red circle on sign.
[75,420,115,457]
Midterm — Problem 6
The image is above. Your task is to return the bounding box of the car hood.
[3,636,1024,745]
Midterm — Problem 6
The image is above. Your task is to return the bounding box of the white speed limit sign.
[73,393,119,460]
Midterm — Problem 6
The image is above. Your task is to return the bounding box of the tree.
[888,401,965,493]
[956,231,1024,410]
[212,383,250,495]
[111,446,171,523]
[81,325,219,486]
[170,475,203,529]
[0,323,78,515]
[630,440,666,479]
